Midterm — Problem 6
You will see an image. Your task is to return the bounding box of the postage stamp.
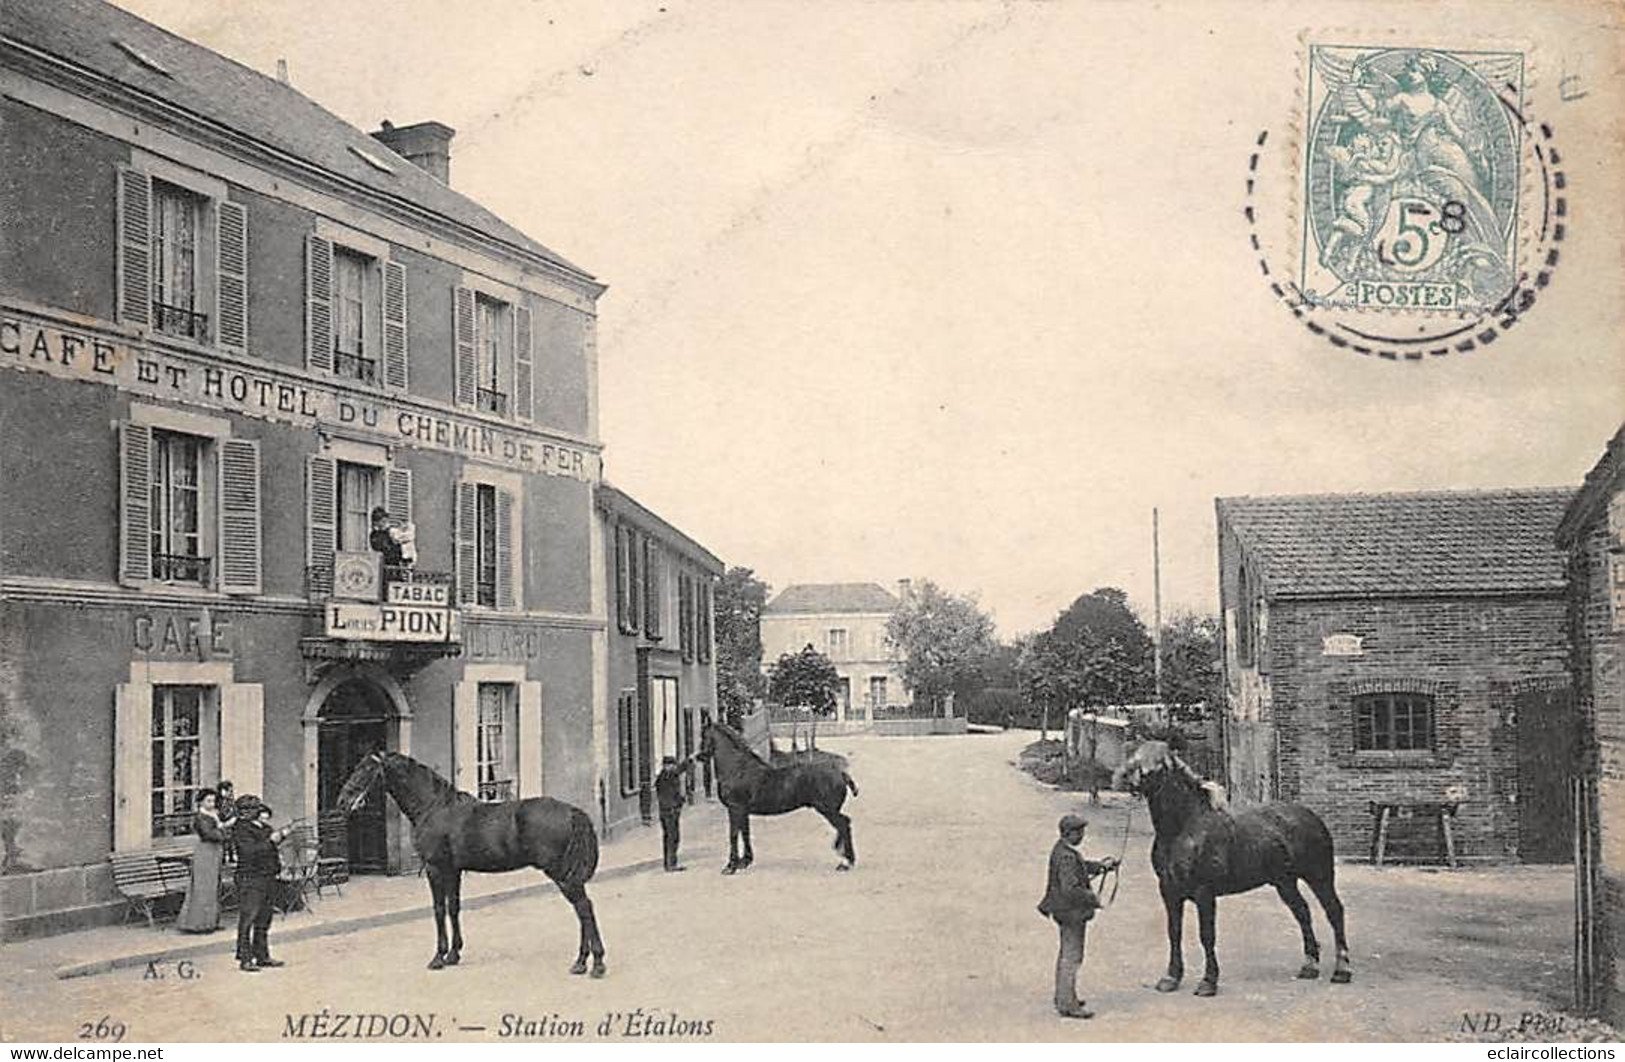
[1299,45,1525,314]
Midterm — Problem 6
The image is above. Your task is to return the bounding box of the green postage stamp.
[1299,45,1525,314]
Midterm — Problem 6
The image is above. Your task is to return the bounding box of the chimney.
[275,58,289,85]
[370,120,456,185]
[896,578,912,602]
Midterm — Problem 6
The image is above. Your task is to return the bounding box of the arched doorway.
[317,679,393,872]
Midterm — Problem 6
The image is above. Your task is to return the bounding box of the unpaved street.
[2,731,1581,1042]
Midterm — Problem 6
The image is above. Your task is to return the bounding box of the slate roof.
[596,483,723,573]
[1217,488,1575,598]
[7,0,592,281]
[764,583,900,615]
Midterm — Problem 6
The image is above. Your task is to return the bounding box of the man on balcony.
[370,507,416,568]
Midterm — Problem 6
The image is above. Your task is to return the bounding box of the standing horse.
[696,721,858,873]
[1113,740,1352,996]
[334,750,606,977]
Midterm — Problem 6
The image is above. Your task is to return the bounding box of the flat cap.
[1058,813,1089,833]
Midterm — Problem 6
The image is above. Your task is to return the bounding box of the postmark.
[1300,45,1525,315]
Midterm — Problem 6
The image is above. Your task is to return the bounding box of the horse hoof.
[721,865,737,876]
[1297,964,1320,980]
[835,863,851,872]
[1194,981,1218,997]
[1154,977,1181,993]
[1331,969,1353,984]
[590,963,607,979]
[569,960,588,975]
[443,952,460,967]
[427,956,445,971]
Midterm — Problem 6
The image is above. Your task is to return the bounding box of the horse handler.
[1037,813,1119,1018]
[655,754,694,872]
[233,797,294,972]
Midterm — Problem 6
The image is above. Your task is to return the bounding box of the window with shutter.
[679,574,694,662]
[117,168,153,329]
[217,438,261,595]
[120,421,154,584]
[699,583,712,664]
[643,539,662,640]
[615,525,631,633]
[383,261,408,390]
[627,529,642,634]
[453,286,476,407]
[215,201,248,352]
[305,454,337,597]
[514,305,534,421]
[305,236,335,373]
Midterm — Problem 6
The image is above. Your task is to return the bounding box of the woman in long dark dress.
[176,789,235,933]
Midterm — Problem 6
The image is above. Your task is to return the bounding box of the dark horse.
[1113,740,1352,996]
[696,720,858,873]
[334,750,606,977]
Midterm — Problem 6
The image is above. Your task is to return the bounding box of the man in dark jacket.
[233,798,292,972]
[654,755,693,872]
[1037,813,1119,1018]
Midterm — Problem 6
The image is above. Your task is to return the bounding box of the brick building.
[1557,423,1625,1026]
[1217,490,1576,863]
[596,484,720,836]
[0,0,611,938]
[760,582,912,723]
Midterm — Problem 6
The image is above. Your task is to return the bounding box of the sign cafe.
[1,311,599,482]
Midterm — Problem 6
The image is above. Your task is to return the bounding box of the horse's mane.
[384,752,470,816]
[709,721,773,768]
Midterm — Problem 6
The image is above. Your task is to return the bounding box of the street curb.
[54,848,714,981]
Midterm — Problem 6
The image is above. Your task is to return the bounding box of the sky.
[111,0,1625,637]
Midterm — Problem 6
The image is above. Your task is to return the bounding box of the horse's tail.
[843,772,859,798]
[559,807,600,884]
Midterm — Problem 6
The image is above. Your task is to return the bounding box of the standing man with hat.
[233,797,294,972]
[1037,813,1119,1018]
[654,754,694,872]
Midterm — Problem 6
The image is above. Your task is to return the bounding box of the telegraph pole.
[1153,507,1164,704]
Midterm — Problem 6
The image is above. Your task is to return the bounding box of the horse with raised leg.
[1113,740,1352,996]
[334,750,606,977]
[696,720,858,873]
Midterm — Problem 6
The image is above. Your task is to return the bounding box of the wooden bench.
[108,847,192,929]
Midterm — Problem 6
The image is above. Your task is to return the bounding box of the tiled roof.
[8,0,591,281]
[764,583,900,615]
[1217,488,1575,597]
[1557,423,1625,547]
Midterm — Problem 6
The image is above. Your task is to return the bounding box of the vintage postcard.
[1,0,1622,1049]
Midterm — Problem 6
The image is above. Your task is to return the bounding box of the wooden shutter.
[383,260,408,389]
[495,487,515,609]
[453,681,478,792]
[305,235,334,372]
[518,681,543,798]
[615,525,630,632]
[455,481,478,605]
[701,583,713,663]
[386,466,413,524]
[513,305,534,420]
[644,539,661,638]
[305,454,337,593]
[218,438,262,595]
[453,285,476,407]
[113,683,154,850]
[679,574,693,662]
[116,167,153,328]
[119,421,154,584]
[627,531,642,634]
[216,200,249,352]
[219,684,264,797]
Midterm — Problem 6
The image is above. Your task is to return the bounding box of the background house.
[760,582,911,723]
[1216,489,1575,864]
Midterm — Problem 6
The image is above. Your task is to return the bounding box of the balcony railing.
[154,553,212,585]
[153,302,210,342]
[478,778,515,803]
[333,349,378,385]
[476,388,509,416]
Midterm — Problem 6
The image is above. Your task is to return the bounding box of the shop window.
[618,691,639,797]
[150,685,215,838]
[1355,692,1436,753]
[476,682,517,801]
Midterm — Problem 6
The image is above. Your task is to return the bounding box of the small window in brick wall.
[1354,692,1436,753]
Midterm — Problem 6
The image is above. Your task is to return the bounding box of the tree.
[1158,612,1221,721]
[713,567,769,727]
[1018,588,1155,733]
[885,580,997,715]
[767,645,841,716]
